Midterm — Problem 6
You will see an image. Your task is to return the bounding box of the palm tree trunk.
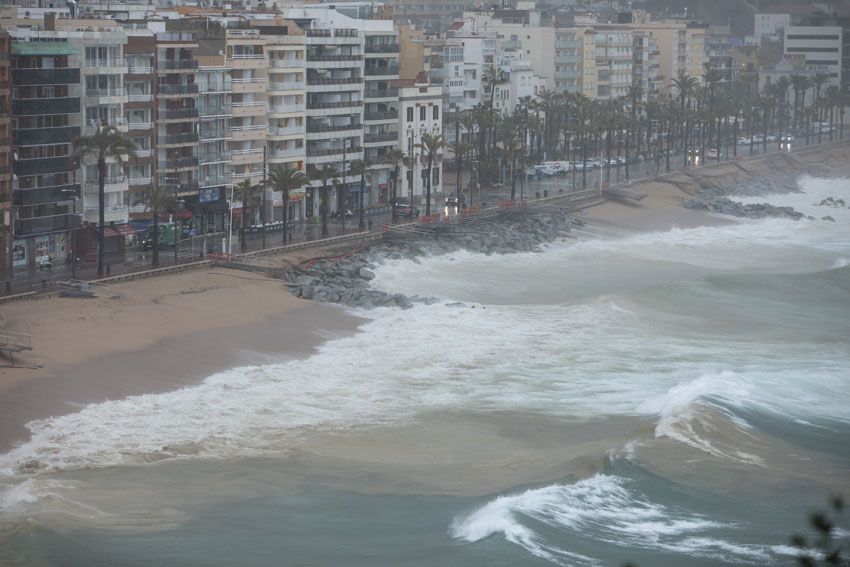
[240,206,247,252]
[97,158,106,277]
[425,158,433,217]
[391,165,398,223]
[282,193,289,245]
[152,208,160,267]
[358,172,366,231]
[321,186,329,238]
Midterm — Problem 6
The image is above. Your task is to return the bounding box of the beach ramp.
[603,186,647,201]
[0,329,32,363]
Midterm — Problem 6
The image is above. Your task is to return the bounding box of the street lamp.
[61,188,80,280]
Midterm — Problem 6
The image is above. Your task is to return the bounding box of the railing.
[307,76,363,85]
[161,59,198,70]
[363,88,398,99]
[14,213,75,235]
[365,65,400,76]
[13,183,79,206]
[232,169,263,179]
[268,81,306,91]
[231,77,266,84]
[159,132,199,145]
[134,148,153,158]
[232,101,264,108]
[129,176,151,186]
[157,84,199,95]
[230,53,265,60]
[268,126,305,136]
[127,122,153,131]
[306,54,362,62]
[12,96,80,115]
[307,146,362,157]
[363,131,398,144]
[199,129,231,139]
[198,82,232,93]
[85,175,127,187]
[86,88,125,98]
[364,109,398,121]
[127,93,153,102]
[307,122,361,133]
[307,100,363,110]
[198,106,231,117]
[162,108,199,119]
[231,148,263,157]
[13,68,80,85]
[198,152,231,163]
[365,44,400,54]
[127,65,153,74]
[268,103,306,113]
[165,156,199,169]
[84,58,127,68]
[230,124,266,132]
[267,147,304,159]
[156,32,195,43]
[84,205,129,220]
[199,174,232,187]
[269,58,305,68]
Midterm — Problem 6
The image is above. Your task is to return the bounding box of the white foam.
[452,474,777,563]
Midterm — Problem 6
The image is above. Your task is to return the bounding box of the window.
[407,107,414,122]
[433,168,439,185]
[432,105,439,120]
[420,106,426,121]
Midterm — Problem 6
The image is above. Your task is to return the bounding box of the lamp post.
[61,189,80,280]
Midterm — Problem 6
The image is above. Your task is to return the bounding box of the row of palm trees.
[441,64,850,202]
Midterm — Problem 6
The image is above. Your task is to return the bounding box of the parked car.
[331,209,354,220]
[705,148,725,160]
[394,203,419,219]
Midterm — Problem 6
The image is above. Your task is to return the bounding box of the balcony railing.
[269,58,305,68]
[12,68,80,85]
[307,100,363,110]
[15,156,73,176]
[307,146,362,157]
[84,205,129,222]
[231,169,264,179]
[268,126,305,136]
[268,81,306,91]
[157,84,199,95]
[162,108,199,120]
[159,132,199,145]
[127,64,153,75]
[13,96,80,116]
[364,65,400,76]
[198,82,232,93]
[127,122,153,131]
[15,213,76,236]
[84,58,127,68]
[13,126,81,147]
[231,148,264,157]
[198,152,231,164]
[164,156,199,169]
[127,93,153,102]
[307,122,361,133]
[365,44,400,54]
[199,174,232,187]
[230,124,265,132]
[307,76,363,86]
[230,53,265,60]
[200,129,231,140]
[363,88,398,99]
[85,175,127,188]
[306,54,362,62]
[134,149,153,158]
[268,103,306,113]
[363,131,398,144]
[199,107,231,117]
[267,147,304,159]
[86,88,126,98]
[128,176,151,186]
[13,184,79,206]
[364,109,398,121]
[161,59,198,70]
[231,77,266,84]
[231,101,264,108]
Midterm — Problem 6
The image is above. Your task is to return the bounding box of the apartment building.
[259,21,307,224]
[124,30,155,223]
[633,30,660,103]
[154,30,200,220]
[362,22,400,207]
[591,27,633,100]
[0,31,11,276]
[555,28,581,94]
[784,25,843,86]
[10,38,81,270]
[397,80,442,208]
[383,0,476,32]
[195,53,232,234]
[613,17,709,86]
[493,51,540,115]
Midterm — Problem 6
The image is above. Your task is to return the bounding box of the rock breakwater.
[280,208,581,309]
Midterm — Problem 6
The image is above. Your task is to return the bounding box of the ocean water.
[0,175,848,566]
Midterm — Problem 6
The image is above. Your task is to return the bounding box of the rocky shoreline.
[280,208,582,309]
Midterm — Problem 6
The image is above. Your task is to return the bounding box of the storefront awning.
[102,224,136,238]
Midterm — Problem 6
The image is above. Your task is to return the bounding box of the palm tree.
[268,164,306,245]
[349,159,371,231]
[313,165,338,238]
[71,125,137,276]
[625,85,643,180]
[143,184,176,267]
[812,72,830,143]
[449,140,474,207]
[415,132,445,217]
[482,63,508,148]
[384,149,405,223]
[232,179,258,252]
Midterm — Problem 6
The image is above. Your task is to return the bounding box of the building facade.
[397,81,442,208]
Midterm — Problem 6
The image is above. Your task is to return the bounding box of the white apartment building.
[755,13,791,43]
[493,51,540,115]
[783,25,843,86]
[196,55,232,234]
[398,81,443,208]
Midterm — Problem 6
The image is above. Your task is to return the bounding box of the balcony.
[127,122,153,131]
[231,169,264,181]
[128,176,151,186]
[267,147,304,160]
[363,88,398,99]
[232,78,266,93]
[268,103,306,115]
[307,146,362,157]
[307,100,362,110]
[161,59,198,70]
[269,58,305,69]
[198,82,232,93]
[161,108,199,120]
[364,109,398,121]
[157,84,199,96]
[200,128,232,141]
[84,58,128,70]
[13,183,79,206]
[231,101,265,117]
[230,54,265,60]
[15,156,73,176]
[127,64,153,75]
[199,174,232,187]
[307,122,361,134]
[231,148,264,164]
[13,97,80,116]
[363,131,398,144]
[364,65,400,76]
[15,213,76,236]
[127,93,153,102]
[306,54,362,62]
[12,68,80,85]
[85,88,126,102]
[365,44,400,54]
[85,205,129,224]
[164,156,199,170]
[198,151,231,164]
[13,126,81,147]
[268,81,306,92]
[199,106,232,117]
[307,76,363,86]
[84,175,128,193]
[268,125,305,137]
[159,132,199,146]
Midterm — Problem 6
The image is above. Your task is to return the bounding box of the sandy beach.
[0,268,363,450]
